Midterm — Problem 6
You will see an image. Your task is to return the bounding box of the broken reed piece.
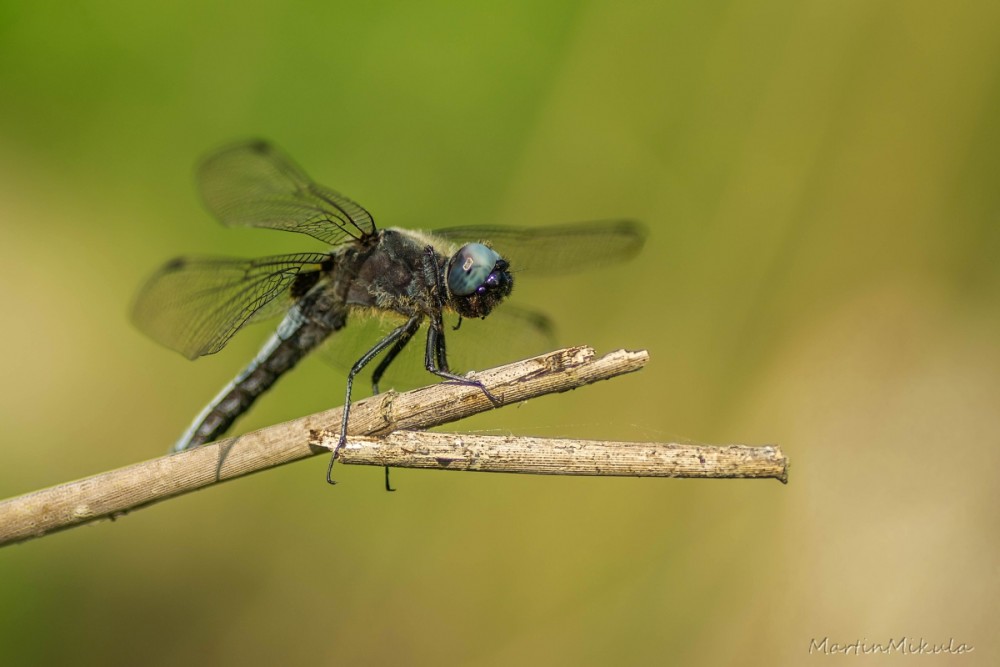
[318,430,788,482]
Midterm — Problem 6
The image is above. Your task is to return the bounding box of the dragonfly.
[132,140,646,486]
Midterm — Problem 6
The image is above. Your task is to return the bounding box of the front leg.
[419,245,467,381]
[424,314,501,406]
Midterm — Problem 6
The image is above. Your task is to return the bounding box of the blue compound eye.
[448,243,500,296]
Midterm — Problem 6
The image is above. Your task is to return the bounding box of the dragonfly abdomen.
[171,308,339,452]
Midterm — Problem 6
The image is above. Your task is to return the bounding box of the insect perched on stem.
[133,140,646,487]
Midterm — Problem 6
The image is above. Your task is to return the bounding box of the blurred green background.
[1,0,998,664]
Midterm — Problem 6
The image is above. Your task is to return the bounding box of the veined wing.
[198,140,376,245]
[432,220,646,275]
[132,253,330,359]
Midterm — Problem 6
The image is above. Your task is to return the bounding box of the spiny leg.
[369,316,422,491]
[424,314,501,406]
[371,317,422,395]
[328,315,422,485]
[435,315,449,372]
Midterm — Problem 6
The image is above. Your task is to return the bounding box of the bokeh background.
[1,1,998,665]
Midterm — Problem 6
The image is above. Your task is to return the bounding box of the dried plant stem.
[324,431,788,481]
[0,346,650,546]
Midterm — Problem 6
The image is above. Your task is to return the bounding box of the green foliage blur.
[1,1,998,665]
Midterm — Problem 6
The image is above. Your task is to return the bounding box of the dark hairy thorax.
[342,229,446,318]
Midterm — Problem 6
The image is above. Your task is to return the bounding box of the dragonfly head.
[446,242,513,318]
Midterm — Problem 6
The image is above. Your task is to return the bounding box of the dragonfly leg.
[371,317,421,395]
[369,316,422,491]
[435,315,449,372]
[424,315,501,407]
[328,315,422,485]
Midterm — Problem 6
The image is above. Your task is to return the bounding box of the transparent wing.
[432,220,646,275]
[131,253,330,359]
[316,304,557,394]
[198,140,376,245]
